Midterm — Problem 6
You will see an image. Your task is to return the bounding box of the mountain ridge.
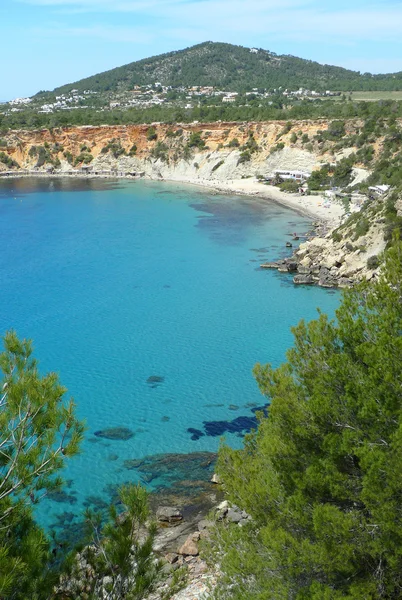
[37,41,402,97]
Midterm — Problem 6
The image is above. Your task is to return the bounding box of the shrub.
[279,179,299,193]
[187,131,206,149]
[0,151,19,168]
[367,255,380,269]
[74,152,93,166]
[353,217,370,239]
[270,142,285,155]
[129,144,137,156]
[241,133,259,154]
[63,151,74,165]
[151,141,169,161]
[237,151,251,164]
[146,126,158,141]
[211,160,225,172]
[101,139,126,158]
[276,122,292,140]
[228,138,240,148]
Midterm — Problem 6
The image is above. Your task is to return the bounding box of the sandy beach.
[163,175,344,226]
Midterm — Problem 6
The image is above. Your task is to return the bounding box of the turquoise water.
[0,177,339,532]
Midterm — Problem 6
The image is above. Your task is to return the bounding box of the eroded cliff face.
[0,120,371,180]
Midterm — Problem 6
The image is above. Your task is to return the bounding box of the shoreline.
[0,170,342,227]
[162,175,342,226]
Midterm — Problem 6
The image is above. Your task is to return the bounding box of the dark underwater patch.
[147,375,165,388]
[94,427,134,441]
[189,405,269,439]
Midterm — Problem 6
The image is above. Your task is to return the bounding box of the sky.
[1,0,402,100]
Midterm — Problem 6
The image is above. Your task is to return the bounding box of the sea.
[0,177,340,539]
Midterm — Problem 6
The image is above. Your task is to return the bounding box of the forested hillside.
[43,42,402,96]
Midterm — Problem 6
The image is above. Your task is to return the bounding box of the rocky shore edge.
[261,210,385,289]
[58,475,249,600]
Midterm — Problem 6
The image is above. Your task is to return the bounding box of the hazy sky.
[2,0,402,100]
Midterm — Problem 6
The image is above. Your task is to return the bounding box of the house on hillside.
[368,184,390,197]
[273,169,311,182]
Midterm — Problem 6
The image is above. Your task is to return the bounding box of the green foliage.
[0,152,19,169]
[308,158,353,190]
[367,254,380,269]
[79,484,162,599]
[209,241,402,598]
[101,138,126,158]
[276,122,292,139]
[0,331,84,599]
[237,150,251,164]
[301,133,309,143]
[353,216,370,239]
[129,144,137,156]
[3,97,402,131]
[270,142,285,154]
[63,150,74,165]
[241,133,259,154]
[290,132,298,144]
[279,179,299,192]
[160,566,188,600]
[187,131,206,149]
[74,152,93,166]
[151,141,169,162]
[146,126,157,141]
[227,138,240,148]
[44,42,402,98]
[355,144,375,165]
[28,144,59,168]
[211,159,225,172]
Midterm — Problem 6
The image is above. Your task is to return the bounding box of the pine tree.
[0,331,85,599]
[209,241,402,599]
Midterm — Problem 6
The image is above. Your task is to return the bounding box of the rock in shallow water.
[93,427,134,441]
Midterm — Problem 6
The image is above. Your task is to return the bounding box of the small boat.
[286,242,293,248]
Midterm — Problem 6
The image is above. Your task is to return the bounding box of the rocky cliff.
[0,120,374,181]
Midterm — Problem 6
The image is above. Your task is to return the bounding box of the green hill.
[40,42,402,96]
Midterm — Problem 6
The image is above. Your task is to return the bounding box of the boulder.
[293,274,314,285]
[297,265,312,274]
[286,261,299,272]
[156,507,183,523]
[210,473,221,484]
[178,533,199,556]
[299,256,312,268]
[198,519,214,532]
[226,508,243,524]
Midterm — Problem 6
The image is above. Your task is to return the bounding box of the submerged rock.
[147,375,165,388]
[94,427,134,441]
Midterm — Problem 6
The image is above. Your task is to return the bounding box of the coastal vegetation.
[207,240,402,599]
[0,332,160,600]
[2,96,402,131]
